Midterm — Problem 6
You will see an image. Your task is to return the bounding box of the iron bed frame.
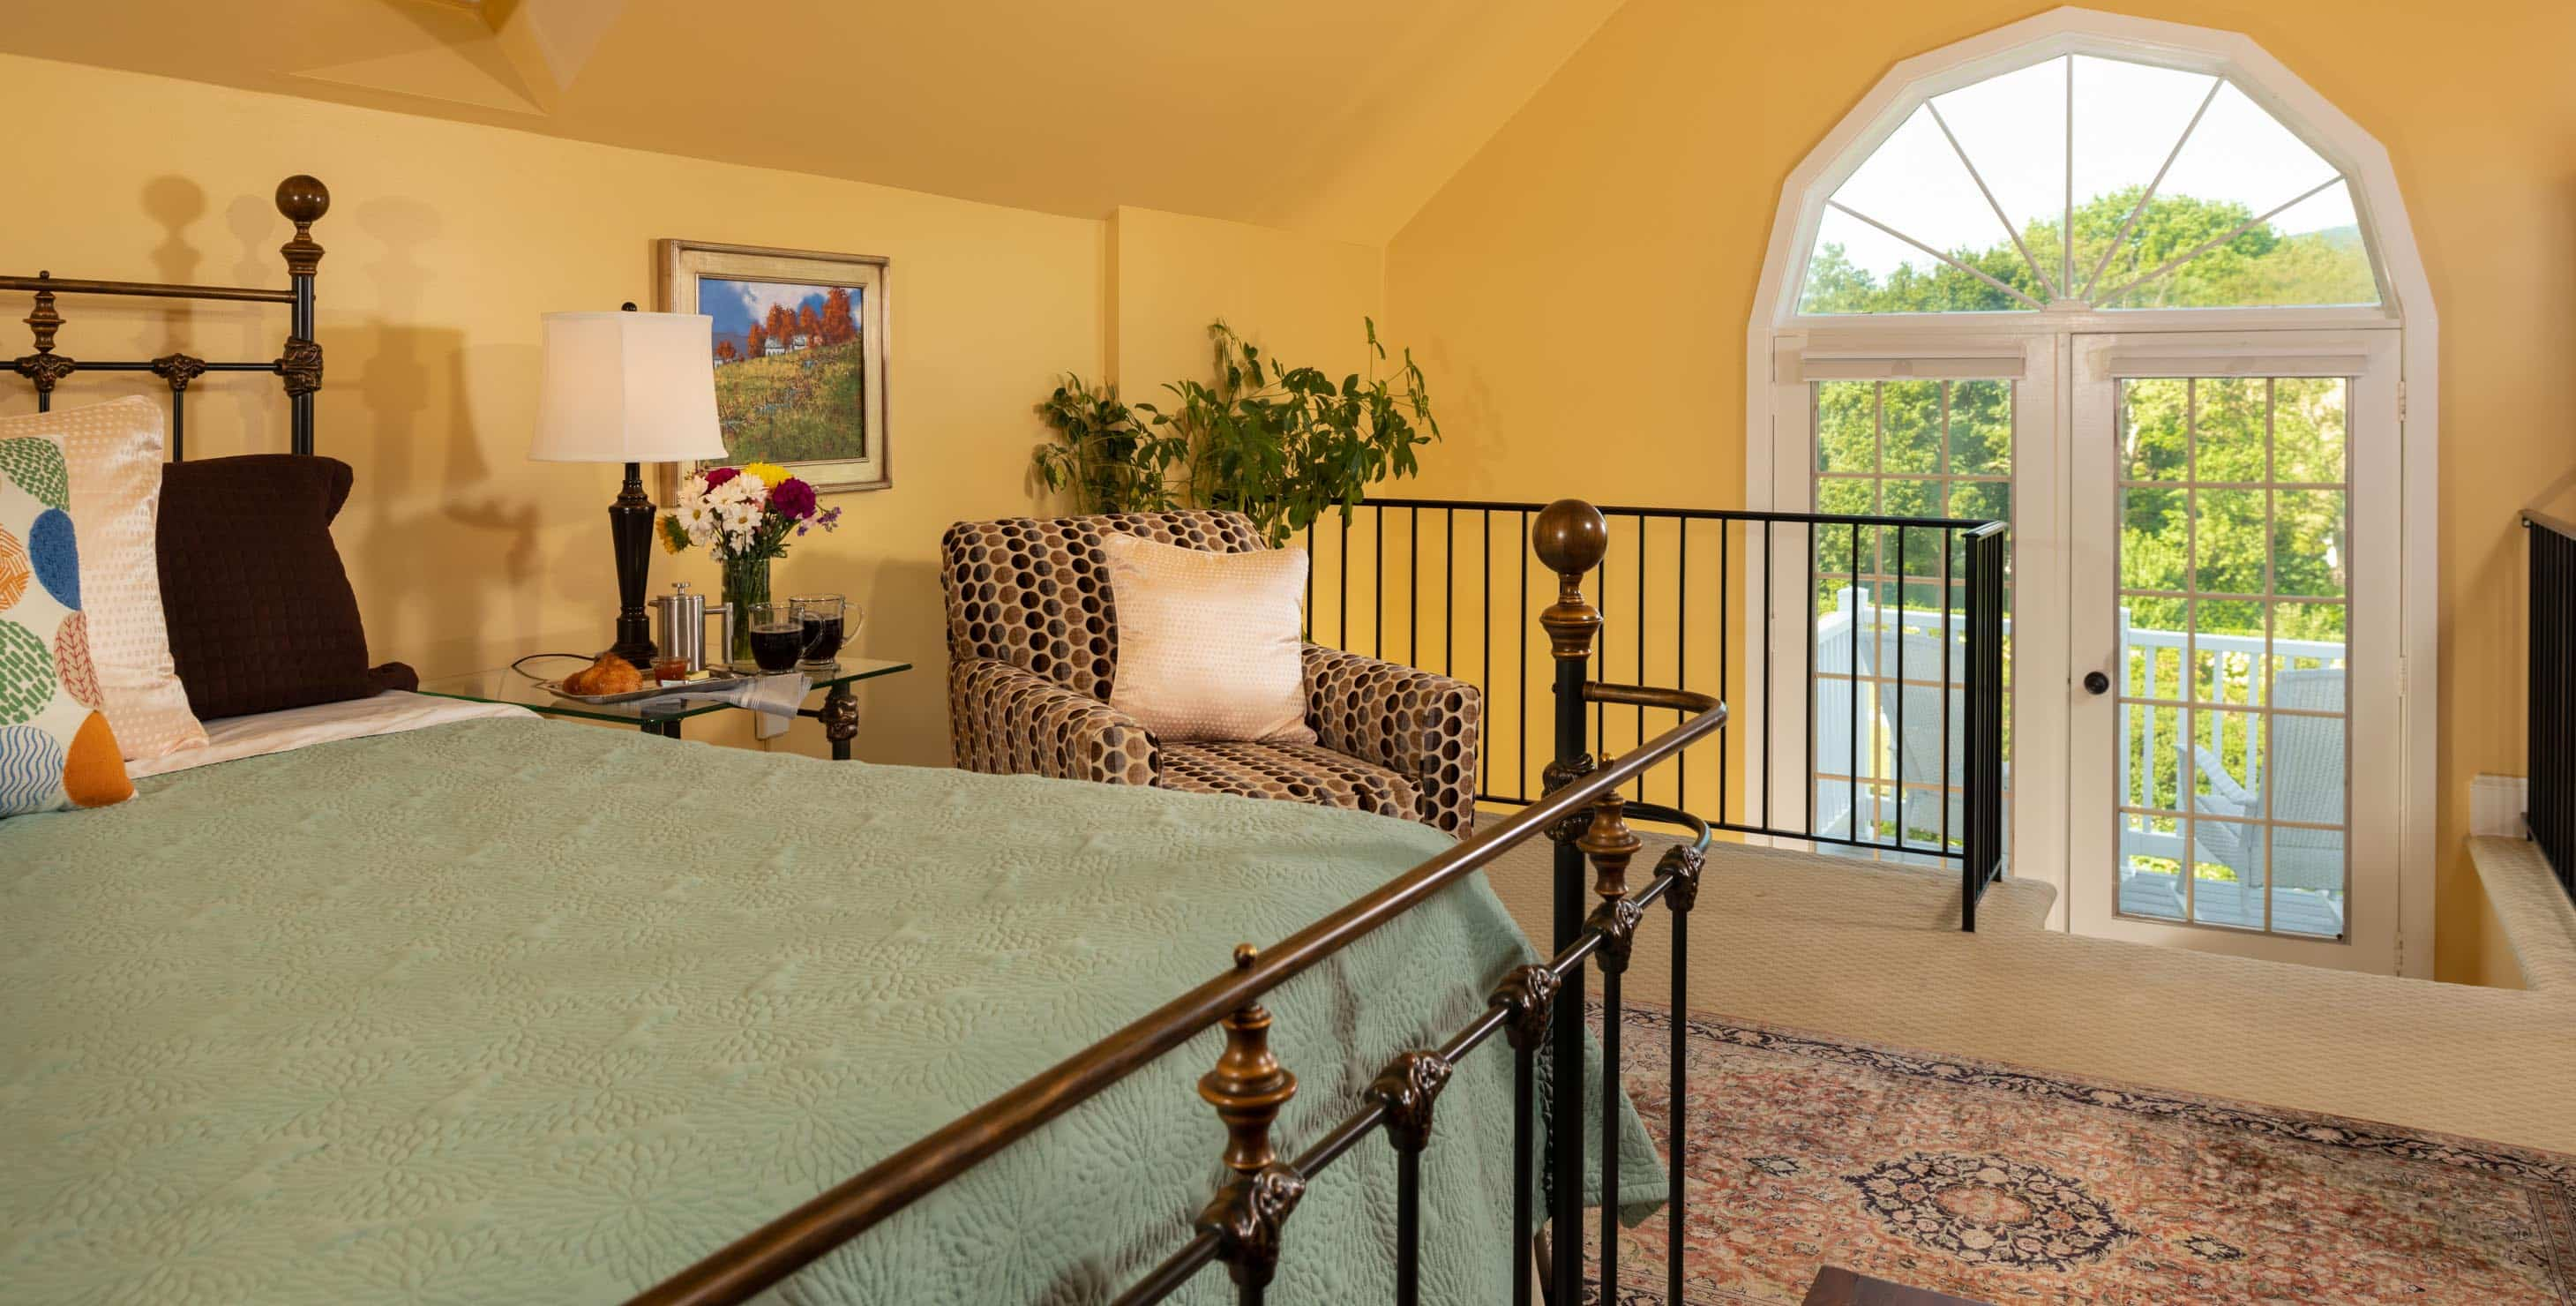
[4,175,328,457]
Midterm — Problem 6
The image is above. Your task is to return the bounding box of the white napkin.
[652,672,810,739]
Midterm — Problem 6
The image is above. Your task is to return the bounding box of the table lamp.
[531,304,726,668]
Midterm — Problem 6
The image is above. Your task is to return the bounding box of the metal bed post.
[1532,499,1606,1302]
[1196,945,1301,1306]
[277,176,329,457]
[6,175,328,461]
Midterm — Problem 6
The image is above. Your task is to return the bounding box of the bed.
[4,701,1659,1302]
[4,178,1692,1304]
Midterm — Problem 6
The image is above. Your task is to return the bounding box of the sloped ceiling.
[3,0,1623,244]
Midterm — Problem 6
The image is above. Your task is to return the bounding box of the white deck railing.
[1814,588,2345,877]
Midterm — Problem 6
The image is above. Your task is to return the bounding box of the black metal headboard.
[3,175,328,459]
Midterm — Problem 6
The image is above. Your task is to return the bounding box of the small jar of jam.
[652,655,693,686]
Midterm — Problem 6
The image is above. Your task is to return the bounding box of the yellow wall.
[1384,0,2576,982]
[1108,206,1382,401]
[0,55,1374,766]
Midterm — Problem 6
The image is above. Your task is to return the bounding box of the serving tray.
[539,666,750,706]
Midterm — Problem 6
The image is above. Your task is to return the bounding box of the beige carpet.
[1479,833,2576,1154]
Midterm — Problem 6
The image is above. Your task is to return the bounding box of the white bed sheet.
[127,690,535,778]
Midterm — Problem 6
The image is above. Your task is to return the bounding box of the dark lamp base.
[609,460,658,668]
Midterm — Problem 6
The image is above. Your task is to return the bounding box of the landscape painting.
[657,240,890,496]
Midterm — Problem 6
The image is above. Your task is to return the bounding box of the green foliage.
[1800,188,2376,315]
[1028,319,1440,546]
[1031,375,1187,514]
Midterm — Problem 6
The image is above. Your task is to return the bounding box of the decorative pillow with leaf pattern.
[0,431,131,816]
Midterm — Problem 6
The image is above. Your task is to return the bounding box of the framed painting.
[655,239,890,498]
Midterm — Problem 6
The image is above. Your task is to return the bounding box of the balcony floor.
[2114,869,2346,938]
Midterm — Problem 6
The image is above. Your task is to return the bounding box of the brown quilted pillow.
[155,454,408,719]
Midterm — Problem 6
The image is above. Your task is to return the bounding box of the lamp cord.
[510,652,597,680]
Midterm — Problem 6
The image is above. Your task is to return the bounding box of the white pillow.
[2,399,207,761]
[1100,533,1316,745]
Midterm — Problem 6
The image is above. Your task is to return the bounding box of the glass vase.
[720,555,771,668]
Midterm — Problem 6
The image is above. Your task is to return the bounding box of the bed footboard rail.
[633,499,1720,1306]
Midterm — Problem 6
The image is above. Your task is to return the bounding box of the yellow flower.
[740,462,789,490]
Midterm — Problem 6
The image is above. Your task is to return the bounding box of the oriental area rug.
[1581,1004,2576,1304]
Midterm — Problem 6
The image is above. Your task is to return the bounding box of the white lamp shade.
[530,311,728,463]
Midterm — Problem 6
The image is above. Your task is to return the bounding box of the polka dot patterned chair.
[940,511,1482,837]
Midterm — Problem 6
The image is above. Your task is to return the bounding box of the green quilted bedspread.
[1,718,1659,1303]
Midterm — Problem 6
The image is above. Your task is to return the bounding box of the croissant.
[562,652,643,696]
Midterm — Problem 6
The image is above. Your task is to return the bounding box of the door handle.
[2083,671,2111,695]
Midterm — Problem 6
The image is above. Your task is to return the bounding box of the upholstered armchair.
[940,510,1482,836]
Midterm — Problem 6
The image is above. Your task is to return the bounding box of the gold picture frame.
[655,238,891,501]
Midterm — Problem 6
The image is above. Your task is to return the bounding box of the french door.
[2066,331,2400,970]
[1771,327,2404,972]
[1765,334,2068,906]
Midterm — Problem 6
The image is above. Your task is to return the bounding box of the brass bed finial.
[1201,945,1296,1177]
[1533,498,1606,660]
[1579,791,1643,902]
[276,175,331,276]
[1196,943,1307,1294]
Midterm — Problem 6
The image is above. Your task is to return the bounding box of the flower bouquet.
[658,462,841,664]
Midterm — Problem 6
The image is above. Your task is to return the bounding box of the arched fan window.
[1797,55,2381,314]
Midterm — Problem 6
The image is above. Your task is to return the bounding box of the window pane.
[2069,55,2219,287]
[2151,82,2340,229]
[2121,379,2190,480]
[2267,704,2345,827]
[1831,106,2016,259]
[2190,598,2265,704]
[1883,379,1943,472]
[1815,477,1876,575]
[2191,707,2266,818]
[1816,380,1877,472]
[1929,56,2069,294]
[2121,487,2189,591]
[1801,207,2035,314]
[2272,378,2348,483]
[2193,378,2265,483]
[2269,600,2346,676]
[2269,826,2346,938]
[2109,181,2378,309]
[1948,379,2013,474]
[2190,817,2266,927]
[2192,489,2265,595]
[1949,479,2010,527]
[2272,490,2347,597]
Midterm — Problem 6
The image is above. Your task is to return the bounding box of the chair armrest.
[948,657,1161,785]
[1301,644,1484,837]
[2192,744,2258,810]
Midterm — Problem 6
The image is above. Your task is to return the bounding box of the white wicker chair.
[2190,666,2345,897]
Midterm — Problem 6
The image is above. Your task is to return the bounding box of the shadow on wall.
[336,192,547,674]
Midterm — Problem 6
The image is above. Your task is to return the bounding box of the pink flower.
[701,466,740,489]
[769,477,818,520]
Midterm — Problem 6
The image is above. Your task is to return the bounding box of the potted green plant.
[1030,375,1187,515]
[1028,319,1439,544]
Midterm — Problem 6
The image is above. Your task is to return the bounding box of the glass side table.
[416,657,913,761]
